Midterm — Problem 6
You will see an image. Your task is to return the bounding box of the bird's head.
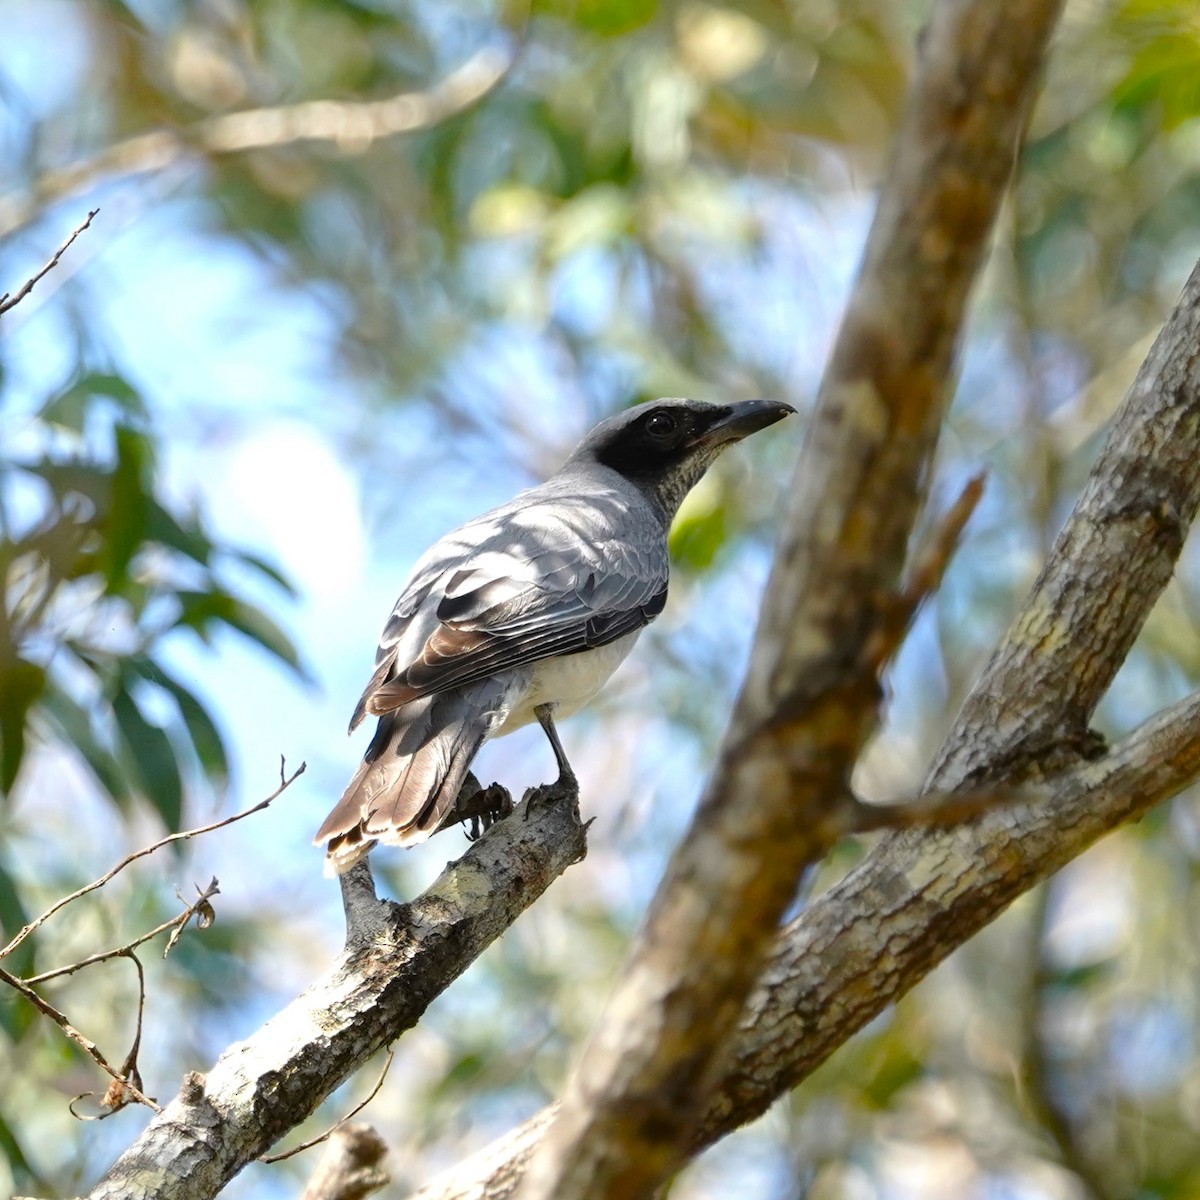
[568,397,796,520]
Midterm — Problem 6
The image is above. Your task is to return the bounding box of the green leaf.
[144,498,213,566]
[0,858,36,986]
[24,459,112,515]
[175,590,306,677]
[228,547,297,596]
[669,499,728,571]
[39,688,133,814]
[539,0,658,36]
[41,370,147,433]
[127,658,230,786]
[111,686,184,831]
[1044,960,1115,991]
[0,1112,51,1193]
[103,425,151,592]
[0,659,45,793]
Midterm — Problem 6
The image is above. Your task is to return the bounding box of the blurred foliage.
[0,368,300,823]
[5,0,1200,1199]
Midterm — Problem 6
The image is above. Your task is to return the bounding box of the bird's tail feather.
[316,682,506,875]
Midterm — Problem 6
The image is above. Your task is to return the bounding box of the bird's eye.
[645,411,678,439]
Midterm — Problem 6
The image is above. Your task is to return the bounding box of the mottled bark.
[413,690,1200,1200]
[84,786,587,1200]
[515,1,1066,1198]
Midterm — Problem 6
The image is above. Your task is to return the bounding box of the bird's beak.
[692,399,797,447]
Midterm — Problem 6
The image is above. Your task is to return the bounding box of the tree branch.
[411,686,1200,1200]
[84,785,588,1200]
[515,1,1065,1197]
[407,242,1200,1200]
[0,208,97,315]
[300,1125,389,1200]
[1,762,305,961]
[0,45,513,241]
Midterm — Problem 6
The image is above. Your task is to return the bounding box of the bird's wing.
[350,489,667,729]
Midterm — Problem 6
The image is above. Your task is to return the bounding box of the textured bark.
[85,789,587,1200]
[412,690,1200,1200]
[515,2,1065,1198]
[926,268,1200,788]
[406,250,1200,1200]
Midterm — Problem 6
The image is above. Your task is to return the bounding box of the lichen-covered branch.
[514,2,1066,1198]
[84,788,587,1200]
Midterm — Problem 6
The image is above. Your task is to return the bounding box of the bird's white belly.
[492,631,641,736]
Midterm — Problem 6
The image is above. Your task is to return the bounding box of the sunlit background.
[5,1,1200,1197]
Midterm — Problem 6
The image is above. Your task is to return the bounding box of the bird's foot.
[523,770,580,820]
[445,771,515,841]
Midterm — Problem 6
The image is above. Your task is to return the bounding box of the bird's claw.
[523,772,579,820]
[449,773,514,841]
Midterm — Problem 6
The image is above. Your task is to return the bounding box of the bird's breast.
[494,631,642,736]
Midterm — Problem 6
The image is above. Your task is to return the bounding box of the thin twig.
[845,783,1035,835]
[1,761,305,960]
[0,962,160,1111]
[0,208,98,315]
[23,878,221,985]
[102,951,150,1115]
[261,1050,396,1164]
[863,471,987,674]
[68,951,154,1119]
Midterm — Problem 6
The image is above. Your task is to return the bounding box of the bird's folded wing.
[350,494,668,728]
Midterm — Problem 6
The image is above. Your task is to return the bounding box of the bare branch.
[0,208,97,315]
[80,951,153,1119]
[0,46,513,241]
[927,284,1200,791]
[0,961,159,1112]
[862,472,987,674]
[410,686,1200,1200]
[1,764,304,961]
[84,783,589,1200]
[20,877,220,986]
[516,1,1065,1196]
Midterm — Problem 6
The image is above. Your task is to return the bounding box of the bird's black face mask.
[593,398,794,485]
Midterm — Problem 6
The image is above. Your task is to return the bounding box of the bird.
[315,397,795,874]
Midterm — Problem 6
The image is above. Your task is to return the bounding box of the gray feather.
[319,679,510,874]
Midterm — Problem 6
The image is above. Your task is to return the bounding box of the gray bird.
[316,397,794,873]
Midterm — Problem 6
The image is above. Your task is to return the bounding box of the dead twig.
[845,783,1035,834]
[262,1050,396,1164]
[0,208,98,315]
[24,877,221,985]
[1,761,305,960]
[68,951,153,1120]
[863,471,987,674]
[0,961,160,1111]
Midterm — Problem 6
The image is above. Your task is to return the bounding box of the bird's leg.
[536,704,577,787]
[441,770,514,841]
[525,704,580,817]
